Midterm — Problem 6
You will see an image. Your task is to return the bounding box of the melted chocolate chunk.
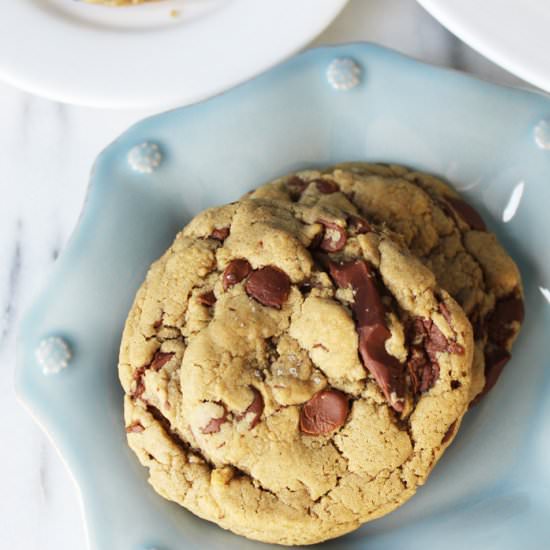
[423,321,449,361]
[132,367,146,399]
[328,260,385,326]
[441,420,457,445]
[328,259,406,412]
[470,294,524,402]
[487,295,525,347]
[299,389,349,435]
[470,347,511,406]
[314,179,339,194]
[210,227,230,241]
[132,351,175,399]
[201,404,228,434]
[408,347,439,395]
[317,220,347,252]
[126,421,145,433]
[445,196,487,231]
[245,266,291,308]
[407,317,464,397]
[198,290,217,307]
[150,351,174,372]
[237,387,264,429]
[423,319,464,359]
[348,215,371,235]
[439,302,453,326]
[223,259,252,290]
[286,175,310,198]
[472,315,486,341]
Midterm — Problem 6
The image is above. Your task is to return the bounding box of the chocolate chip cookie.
[249,164,524,404]
[119,197,473,545]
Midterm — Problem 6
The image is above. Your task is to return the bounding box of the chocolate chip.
[223,259,252,290]
[425,319,464,358]
[348,215,371,235]
[198,290,217,307]
[408,316,462,396]
[314,179,339,194]
[434,304,466,355]
[126,422,145,433]
[150,351,174,372]
[413,318,464,357]
[210,227,230,241]
[201,405,228,434]
[441,420,457,445]
[471,347,511,406]
[328,260,385,326]
[299,389,349,435]
[445,196,487,231]
[287,175,310,197]
[439,302,453,326]
[132,352,175,398]
[132,367,146,399]
[408,347,439,395]
[423,321,449,360]
[487,295,525,347]
[317,219,347,252]
[237,387,264,429]
[358,325,407,412]
[245,266,291,308]
[327,259,406,412]
[408,315,466,396]
[472,315,486,341]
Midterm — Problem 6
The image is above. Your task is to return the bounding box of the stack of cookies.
[119,163,524,545]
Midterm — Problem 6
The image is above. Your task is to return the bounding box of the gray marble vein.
[0,219,21,350]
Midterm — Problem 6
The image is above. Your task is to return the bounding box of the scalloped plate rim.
[15,42,550,550]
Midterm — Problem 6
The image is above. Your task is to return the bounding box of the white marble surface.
[0,1,531,549]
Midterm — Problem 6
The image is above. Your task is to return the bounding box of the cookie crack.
[145,404,216,470]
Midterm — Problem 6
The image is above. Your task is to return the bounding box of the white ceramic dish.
[417,0,550,92]
[0,0,347,108]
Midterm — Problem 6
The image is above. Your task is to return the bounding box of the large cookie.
[249,164,524,403]
[119,197,473,545]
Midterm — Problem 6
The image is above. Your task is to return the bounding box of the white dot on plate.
[35,336,71,375]
[534,119,550,150]
[326,58,361,91]
[128,142,163,174]
[502,181,525,223]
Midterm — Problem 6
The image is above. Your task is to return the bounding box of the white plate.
[417,0,550,92]
[0,0,347,109]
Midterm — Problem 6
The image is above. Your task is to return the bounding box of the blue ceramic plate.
[16,43,550,550]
